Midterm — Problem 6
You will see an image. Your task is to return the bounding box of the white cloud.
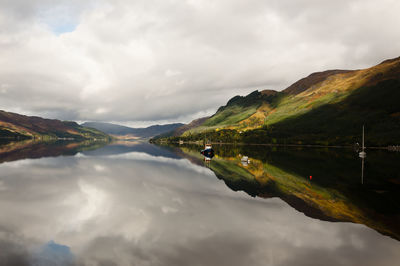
[0,0,399,123]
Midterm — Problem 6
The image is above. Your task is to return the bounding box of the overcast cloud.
[0,0,400,125]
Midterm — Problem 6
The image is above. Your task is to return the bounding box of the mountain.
[154,116,210,138]
[81,122,184,139]
[0,110,110,140]
[154,56,400,146]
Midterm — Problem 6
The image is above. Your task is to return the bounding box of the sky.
[0,0,400,127]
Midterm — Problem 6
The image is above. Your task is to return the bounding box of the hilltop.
[153,56,400,146]
[0,110,110,140]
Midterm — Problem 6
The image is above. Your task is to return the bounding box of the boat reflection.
[200,144,214,166]
[361,156,365,185]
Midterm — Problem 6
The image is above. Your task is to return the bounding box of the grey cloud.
[0,226,30,266]
[0,240,30,266]
[0,0,399,123]
[277,225,400,266]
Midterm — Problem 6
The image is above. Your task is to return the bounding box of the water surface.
[0,140,399,266]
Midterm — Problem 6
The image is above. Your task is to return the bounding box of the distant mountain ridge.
[81,122,184,139]
[153,56,400,146]
[156,117,211,138]
[0,110,110,140]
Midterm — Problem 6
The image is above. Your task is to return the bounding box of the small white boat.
[204,144,212,150]
[241,156,250,166]
[201,144,214,158]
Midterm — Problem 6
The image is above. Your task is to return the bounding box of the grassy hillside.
[155,56,400,146]
[181,90,279,135]
[259,79,400,146]
[0,110,110,140]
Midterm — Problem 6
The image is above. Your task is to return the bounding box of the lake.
[0,140,399,266]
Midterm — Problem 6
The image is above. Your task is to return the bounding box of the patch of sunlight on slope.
[183,105,259,135]
[203,105,259,127]
[238,103,273,130]
[264,58,400,126]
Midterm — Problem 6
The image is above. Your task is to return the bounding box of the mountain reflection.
[0,141,399,266]
[164,144,400,241]
[1,140,399,242]
[0,139,109,164]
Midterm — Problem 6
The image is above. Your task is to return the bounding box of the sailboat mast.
[362,125,365,150]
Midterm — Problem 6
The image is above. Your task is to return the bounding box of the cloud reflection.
[0,151,399,266]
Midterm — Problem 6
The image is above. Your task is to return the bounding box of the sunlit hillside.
[158,57,400,146]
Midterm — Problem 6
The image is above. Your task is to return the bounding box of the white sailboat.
[359,125,366,184]
[359,125,367,158]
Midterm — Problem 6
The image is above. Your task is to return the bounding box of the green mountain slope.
[0,110,110,140]
[156,56,400,146]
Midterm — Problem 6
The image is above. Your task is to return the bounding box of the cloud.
[0,0,399,123]
[0,238,30,266]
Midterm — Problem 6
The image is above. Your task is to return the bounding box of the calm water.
[0,140,399,266]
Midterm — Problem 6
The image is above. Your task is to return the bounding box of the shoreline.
[154,140,400,151]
